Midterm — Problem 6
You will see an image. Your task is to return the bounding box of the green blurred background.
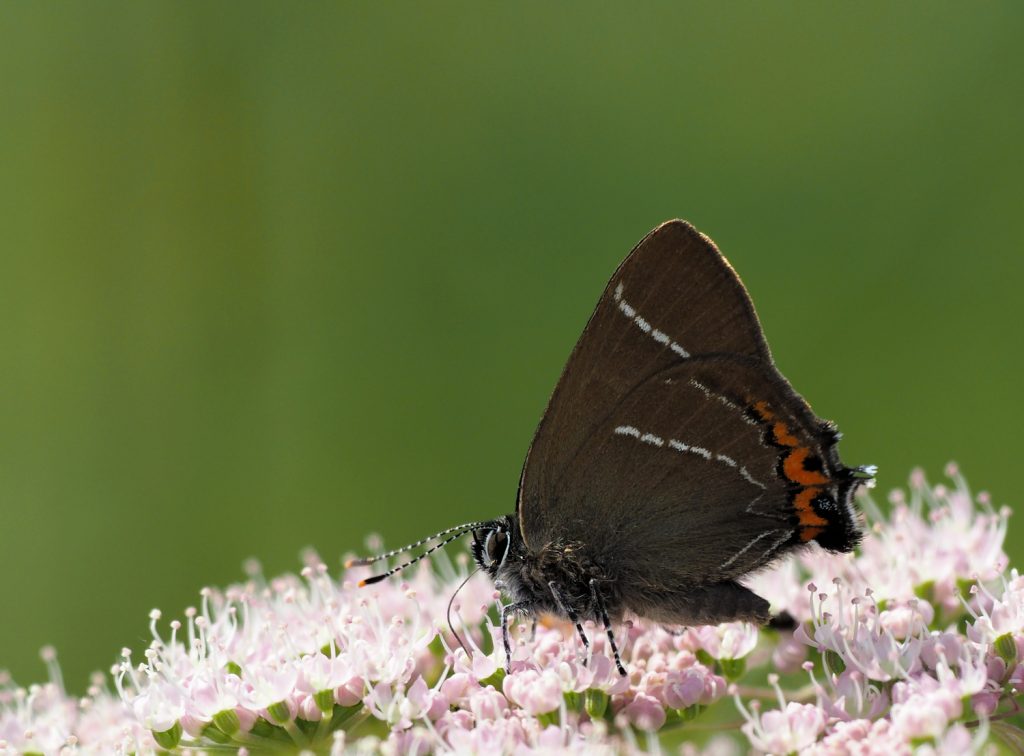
[1,3,1022,690]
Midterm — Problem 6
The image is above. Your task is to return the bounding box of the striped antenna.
[356,528,480,587]
[344,521,487,569]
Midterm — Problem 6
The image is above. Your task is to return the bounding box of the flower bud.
[152,721,182,749]
[266,700,291,724]
[996,633,1018,666]
[212,708,241,737]
[585,689,609,719]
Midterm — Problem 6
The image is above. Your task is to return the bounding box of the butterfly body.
[473,514,774,625]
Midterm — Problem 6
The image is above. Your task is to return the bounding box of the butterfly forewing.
[518,221,771,538]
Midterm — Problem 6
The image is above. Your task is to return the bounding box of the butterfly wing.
[531,356,860,585]
[517,220,772,513]
[517,221,862,587]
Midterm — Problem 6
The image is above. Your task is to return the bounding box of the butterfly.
[349,220,874,675]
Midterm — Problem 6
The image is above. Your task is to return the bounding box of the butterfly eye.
[485,530,509,567]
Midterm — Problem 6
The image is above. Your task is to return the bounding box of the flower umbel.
[0,466,1020,753]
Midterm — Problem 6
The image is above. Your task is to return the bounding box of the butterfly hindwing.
[522,356,858,592]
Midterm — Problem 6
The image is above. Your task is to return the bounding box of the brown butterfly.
[349,220,874,674]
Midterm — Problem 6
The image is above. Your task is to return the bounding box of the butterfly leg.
[548,581,590,663]
[589,579,627,676]
[502,601,533,673]
[529,618,538,641]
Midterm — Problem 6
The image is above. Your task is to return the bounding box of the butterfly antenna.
[354,527,482,587]
[345,521,486,568]
[446,567,482,658]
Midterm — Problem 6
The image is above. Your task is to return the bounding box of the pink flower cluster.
[741,465,1016,753]
[1,465,1021,753]
[105,546,740,754]
[0,651,152,754]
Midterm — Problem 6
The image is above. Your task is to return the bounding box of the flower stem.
[733,684,816,703]
[283,720,310,748]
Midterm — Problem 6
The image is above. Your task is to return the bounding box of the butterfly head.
[471,516,519,578]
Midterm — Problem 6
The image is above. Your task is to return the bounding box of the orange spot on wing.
[800,526,825,542]
[793,486,829,533]
[772,422,800,447]
[783,447,830,486]
[752,400,774,421]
